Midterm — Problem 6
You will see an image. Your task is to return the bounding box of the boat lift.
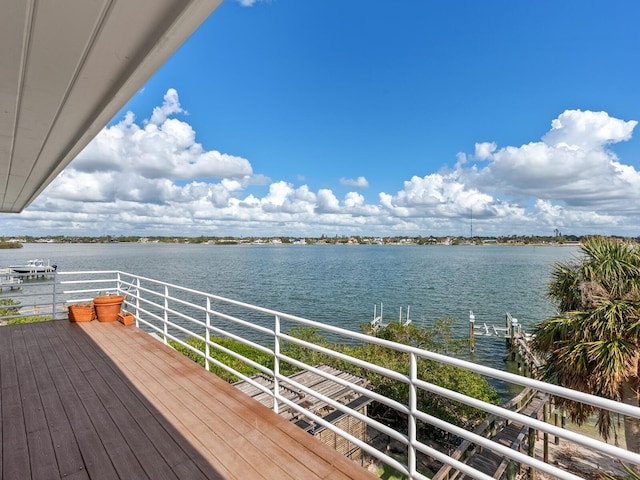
[469,311,524,352]
[470,312,520,338]
[371,303,412,331]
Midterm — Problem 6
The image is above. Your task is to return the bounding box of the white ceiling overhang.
[0,0,222,213]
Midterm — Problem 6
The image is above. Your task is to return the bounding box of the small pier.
[0,275,22,292]
[0,268,24,292]
[468,311,527,353]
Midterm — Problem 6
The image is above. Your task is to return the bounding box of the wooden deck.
[0,320,377,479]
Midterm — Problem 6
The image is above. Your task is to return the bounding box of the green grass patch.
[374,460,434,479]
[376,464,406,479]
[4,315,51,325]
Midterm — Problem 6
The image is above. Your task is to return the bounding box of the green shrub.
[169,336,274,383]
[0,298,20,317]
[1,298,51,325]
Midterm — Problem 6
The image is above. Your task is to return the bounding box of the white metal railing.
[0,269,60,323]
[50,270,640,479]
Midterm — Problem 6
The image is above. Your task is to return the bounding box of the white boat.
[9,259,57,274]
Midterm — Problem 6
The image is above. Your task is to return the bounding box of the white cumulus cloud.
[236,0,264,6]
[73,90,252,183]
[474,142,497,160]
[542,109,637,150]
[340,176,369,188]
[472,110,640,211]
[6,100,639,238]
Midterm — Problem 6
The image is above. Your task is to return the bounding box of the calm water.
[1,242,578,396]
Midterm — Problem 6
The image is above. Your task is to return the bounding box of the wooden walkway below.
[460,390,548,479]
[0,320,376,480]
[433,335,549,480]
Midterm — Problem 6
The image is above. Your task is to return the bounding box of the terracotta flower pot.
[93,295,125,322]
[68,303,95,322]
[118,311,134,326]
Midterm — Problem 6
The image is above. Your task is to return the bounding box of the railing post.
[543,402,549,463]
[273,314,280,414]
[205,297,211,372]
[163,285,169,344]
[52,270,58,319]
[408,352,418,478]
[554,407,560,445]
[469,311,475,353]
[527,427,536,480]
[505,313,510,348]
[135,277,140,327]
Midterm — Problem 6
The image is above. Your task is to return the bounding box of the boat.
[9,259,57,275]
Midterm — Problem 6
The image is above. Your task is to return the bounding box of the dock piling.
[469,310,475,352]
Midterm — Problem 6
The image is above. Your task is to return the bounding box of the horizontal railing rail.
[0,270,60,323]
[50,270,640,480]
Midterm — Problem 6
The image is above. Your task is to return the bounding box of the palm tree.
[531,236,640,457]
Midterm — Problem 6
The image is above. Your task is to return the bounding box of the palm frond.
[535,237,640,444]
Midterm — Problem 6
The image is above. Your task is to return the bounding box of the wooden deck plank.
[93,323,375,480]
[62,323,204,480]
[0,320,376,480]
[12,327,61,480]
[62,333,179,480]
[120,336,306,442]
[120,329,369,480]
[1,328,31,480]
[63,323,213,480]
[40,324,126,480]
[25,324,85,480]
[81,324,318,480]
[0,325,7,471]
[91,326,291,480]
[47,322,229,480]
[25,329,87,479]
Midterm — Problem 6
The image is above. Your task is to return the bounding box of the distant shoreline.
[1,235,594,247]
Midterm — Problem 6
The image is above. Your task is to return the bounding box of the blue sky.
[7,0,640,237]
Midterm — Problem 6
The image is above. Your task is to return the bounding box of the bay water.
[1,242,578,398]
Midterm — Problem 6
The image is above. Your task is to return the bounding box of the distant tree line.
[0,241,22,249]
[3,234,639,245]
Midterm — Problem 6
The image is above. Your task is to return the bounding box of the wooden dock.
[433,387,548,480]
[0,320,377,479]
[462,390,547,479]
[0,275,22,292]
[433,334,548,480]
